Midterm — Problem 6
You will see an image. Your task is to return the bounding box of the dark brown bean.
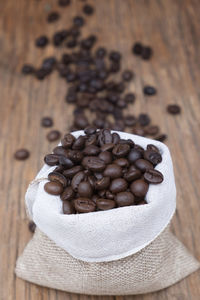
[78,181,93,197]
[130,180,149,197]
[14,149,30,160]
[61,133,75,148]
[63,165,83,178]
[144,169,164,184]
[135,159,154,173]
[59,156,74,168]
[147,144,160,153]
[128,149,143,163]
[82,156,106,172]
[144,150,162,166]
[101,143,115,152]
[44,154,59,166]
[47,130,61,142]
[61,187,75,201]
[112,144,130,158]
[28,221,36,233]
[41,117,53,127]
[99,151,113,164]
[83,145,101,156]
[72,136,85,150]
[167,104,181,115]
[96,199,116,210]
[71,171,85,192]
[103,164,122,179]
[124,168,142,181]
[53,146,68,156]
[114,158,129,168]
[63,201,75,214]
[115,192,134,207]
[48,172,68,187]
[74,198,96,213]
[44,181,63,195]
[110,178,128,194]
[95,177,110,190]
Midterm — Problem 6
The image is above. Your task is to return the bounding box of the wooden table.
[1,0,200,299]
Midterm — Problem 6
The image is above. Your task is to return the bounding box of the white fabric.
[26,131,176,262]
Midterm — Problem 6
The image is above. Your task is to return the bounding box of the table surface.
[1,0,200,299]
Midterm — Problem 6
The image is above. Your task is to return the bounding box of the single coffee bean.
[106,190,114,200]
[128,149,143,163]
[144,169,164,184]
[53,146,68,156]
[63,165,83,178]
[74,114,89,129]
[59,156,74,168]
[130,179,149,197]
[114,158,129,168]
[124,93,135,104]
[87,175,96,189]
[132,42,143,55]
[58,0,70,6]
[101,143,115,152]
[95,47,107,58]
[72,136,85,150]
[61,186,75,201]
[147,144,160,153]
[61,133,75,148]
[78,181,93,198]
[74,198,96,213]
[47,130,61,142]
[167,104,181,115]
[41,117,53,127]
[109,51,121,62]
[35,35,49,48]
[112,144,130,158]
[71,171,85,192]
[28,221,36,233]
[83,4,94,15]
[110,178,128,194]
[53,165,64,173]
[143,86,157,96]
[67,150,83,163]
[85,134,97,146]
[135,159,154,173]
[21,64,35,75]
[63,201,75,214]
[14,149,30,160]
[47,12,60,23]
[44,154,59,166]
[124,168,142,181]
[155,134,167,142]
[48,172,68,187]
[95,177,110,190]
[83,145,101,156]
[144,150,162,165]
[44,181,63,195]
[82,156,106,172]
[96,199,116,210]
[141,47,152,60]
[104,164,122,179]
[138,114,151,127]
[145,125,159,136]
[124,115,137,127]
[73,16,85,27]
[98,151,112,164]
[115,192,134,207]
[84,126,96,135]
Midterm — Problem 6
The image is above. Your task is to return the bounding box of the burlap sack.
[16,227,199,295]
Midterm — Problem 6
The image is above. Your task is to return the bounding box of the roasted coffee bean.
[83,145,100,156]
[134,144,144,152]
[96,47,107,58]
[110,178,128,194]
[101,143,114,152]
[28,221,36,233]
[74,114,89,129]
[54,165,65,173]
[67,150,83,162]
[128,149,143,163]
[62,133,75,148]
[112,144,130,158]
[35,35,49,47]
[44,181,63,195]
[94,172,103,180]
[144,150,162,165]
[59,156,74,168]
[47,130,61,142]
[124,93,135,103]
[66,39,77,48]
[14,149,30,160]
[143,86,157,96]
[72,136,85,150]
[98,151,112,164]
[48,172,68,187]
[71,171,85,192]
[104,164,122,179]
[85,134,97,146]
[144,169,164,184]
[145,125,159,136]
[74,198,96,213]
[63,201,75,214]
[132,42,143,55]
[130,179,149,197]
[78,181,93,197]
[124,115,137,127]
[63,165,83,178]
[41,117,53,127]
[98,129,113,145]
[22,64,35,75]
[84,126,97,135]
[141,46,152,60]
[124,168,141,181]
[47,12,60,23]
[106,191,114,200]
[114,158,129,168]
[82,156,106,172]
[96,199,116,210]
[167,104,181,115]
[73,16,85,27]
[91,195,99,203]
[138,114,151,126]
[53,146,68,156]
[53,31,67,46]
[95,177,110,190]
[83,4,94,15]
[122,70,134,81]
[112,133,120,144]
[58,0,70,5]
[109,51,121,62]
[44,154,59,166]
[155,134,167,142]
[147,144,160,153]
[135,159,153,173]
[115,192,134,207]
[61,186,75,201]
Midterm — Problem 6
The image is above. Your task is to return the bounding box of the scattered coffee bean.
[155,134,167,142]
[58,0,71,6]
[83,4,94,15]
[122,70,134,81]
[138,114,151,126]
[143,86,157,96]
[35,35,49,48]
[14,149,30,160]
[141,46,152,60]
[47,130,61,142]
[41,117,53,127]
[44,181,63,195]
[167,104,181,115]
[144,169,164,184]
[132,42,143,55]
[73,16,85,27]
[28,221,36,233]
[21,64,35,75]
[145,125,159,136]
[44,154,59,166]
[47,12,60,23]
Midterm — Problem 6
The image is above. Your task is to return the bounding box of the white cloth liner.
[26,131,176,262]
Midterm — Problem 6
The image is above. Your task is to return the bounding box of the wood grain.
[0,0,200,299]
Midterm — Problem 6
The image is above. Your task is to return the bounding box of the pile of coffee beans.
[44,128,164,214]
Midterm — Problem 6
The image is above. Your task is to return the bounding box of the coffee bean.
[124,115,137,127]
[78,181,93,197]
[21,64,35,75]
[124,168,141,181]
[144,169,164,184]
[144,150,162,165]
[61,186,75,201]
[167,104,181,115]
[138,114,151,126]
[59,156,74,168]
[95,47,107,58]
[58,0,70,6]
[101,143,114,152]
[141,47,152,60]
[74,198,96,213]
[74,114,89,129]
[115,192,134,207]
[147,144,160,153]
[114,158,129,168]
[82,156,106,172]
[28,221,36,233]
[66,39,77,48]
[61,133,75,148]
[53,146,68,156]
[96,199,116,210]
[110,178,128,194]
[124,93,135,103]
[48,172,68,187]
[136,199,147,205]
[63,201,75,214]
[105,191,114,200]
[72,136,85,150]
[41,117,53,127]
[132,42,143,55]
[67,150,84,162]
[44,181,63,195]
[44,154,59,166]
[14,149,30,160]
[47,12,60,23]
[84,126,97,135]
[83,4,94,15]
[145,125,159,136]
[130,180,149,197]
[63,165,83,178]
[122,70,134,81]
[112,144,130,158]
[135,159,153,173]
[128,149,143,163]
[143,86,157,96]
[104,164,122,179]
[71,171,85,192]
[83,145,100,156]
[54,165,65,173]
[95,177,110,190]
[73,16,85,27]
[109,51,121,62]
[85,135,97,146]
[47,130,61,142]
[155,134,167,142]
[35,35,49,47]
[98,151,112,164]
[112,133,120,144]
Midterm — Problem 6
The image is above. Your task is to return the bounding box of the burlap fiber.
[15,227,199,295]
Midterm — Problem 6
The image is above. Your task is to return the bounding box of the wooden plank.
[0,0,199,299]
